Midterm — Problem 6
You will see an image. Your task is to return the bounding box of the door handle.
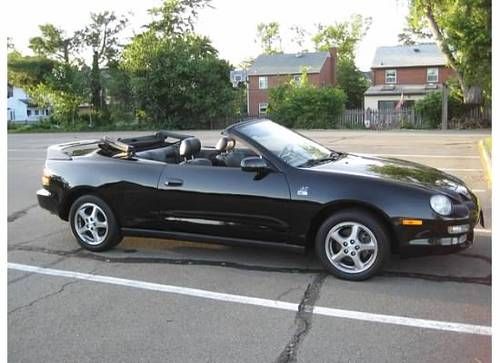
[165,178,183,187]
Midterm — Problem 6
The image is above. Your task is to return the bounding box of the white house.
[7,84,51,123]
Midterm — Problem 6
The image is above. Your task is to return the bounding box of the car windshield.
[238,120,338,167]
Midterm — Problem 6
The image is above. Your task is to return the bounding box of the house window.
[385,69,397,84]
[27,110,32,116]
[292,74,301,84]
[7,85,13,98]
[258,102,268,115]
[234,75,242,82]
[259,76,268,89]
[35,109,39,116]
[427,68,439,83]
[378,101,397,110]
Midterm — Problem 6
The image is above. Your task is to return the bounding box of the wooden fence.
[335,106,491,130]
[210,106,491,130]
[335,108,423,129]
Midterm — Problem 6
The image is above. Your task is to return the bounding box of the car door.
[156,163,292,243]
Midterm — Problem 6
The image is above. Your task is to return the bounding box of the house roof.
[364,83,443,96]
[371,43,447,69]
[248,51,330,76]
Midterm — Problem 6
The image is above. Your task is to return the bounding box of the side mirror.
[241,156,269,172]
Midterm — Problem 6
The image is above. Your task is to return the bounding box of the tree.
[122,31,234,128]
[78,11,128,112]
[414,90,463,128]
[238,57,255,70]
[8,49,90,126]
[397,26,432,45]
[29,24,80,64]
[8,51,56,88]
[312,14,372,61]
[102,62,135,122]
[7,37,15,50]
[312,14,371,108]
[268,76,346,129]
[336,59,369,108]
[405,0,491,103]
[147,0,211,37]
[256,22,282,54]
[30,64,90,126]
[290,25,308,52]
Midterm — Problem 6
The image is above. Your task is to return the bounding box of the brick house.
[364,43,455,110]
[247,48,337,116]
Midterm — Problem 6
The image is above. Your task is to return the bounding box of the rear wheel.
[315,209,390,281]
[69,195,122,252]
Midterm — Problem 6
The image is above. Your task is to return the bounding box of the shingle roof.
[371,43,447,68]
[248,52,330,76]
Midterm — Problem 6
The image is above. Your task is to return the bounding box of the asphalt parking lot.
[8,129,491,362]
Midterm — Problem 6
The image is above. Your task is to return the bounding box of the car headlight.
[430,195,453,216]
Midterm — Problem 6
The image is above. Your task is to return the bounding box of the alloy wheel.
[325,221,378,274]
[74,202,109,245]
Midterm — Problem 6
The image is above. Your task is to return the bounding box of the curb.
[478,139,492,189]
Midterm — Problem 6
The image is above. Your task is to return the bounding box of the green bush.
[268,84,346,129]
[415,92,442,128]
[415,91,464,128]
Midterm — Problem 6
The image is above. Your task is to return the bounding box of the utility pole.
[441,83,448,130]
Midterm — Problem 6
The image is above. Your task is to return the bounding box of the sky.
[5,0,410,71]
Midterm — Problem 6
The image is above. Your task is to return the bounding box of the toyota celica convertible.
[37,119,483,280]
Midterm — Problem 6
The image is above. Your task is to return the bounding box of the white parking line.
[364,153,480,159]
[8,158,46,161]
[440,168,483,172]
[475,228,491,234]
[8,262,491,336]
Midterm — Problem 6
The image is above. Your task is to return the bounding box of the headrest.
[215,136,229,151]
[179,137,201,158]
[216,136,235,152]
[226,138,236,151]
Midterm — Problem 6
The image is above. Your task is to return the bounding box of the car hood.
[309,153,467,193]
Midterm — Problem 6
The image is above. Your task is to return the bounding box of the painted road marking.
[440,168,483,172]
[358,153,480,159]
[474,228,491,234]
[8,263,491,336]
[8,158,46,161]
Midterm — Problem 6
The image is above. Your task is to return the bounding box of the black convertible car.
[37,119,482,280]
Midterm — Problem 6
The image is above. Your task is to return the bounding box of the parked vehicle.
[37,119,483,280]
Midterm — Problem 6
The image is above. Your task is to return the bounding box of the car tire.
[69,195,122,252]
[315,209,390,281]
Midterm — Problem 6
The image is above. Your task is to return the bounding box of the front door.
[156,164,291,243]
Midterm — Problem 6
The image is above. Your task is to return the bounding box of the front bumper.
[37,188,60,215]
[397,216,479,257]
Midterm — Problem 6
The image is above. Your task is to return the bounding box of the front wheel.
[69,195,122,252]
[315,209,390,281]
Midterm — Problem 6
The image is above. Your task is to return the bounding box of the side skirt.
[121,228,305,253]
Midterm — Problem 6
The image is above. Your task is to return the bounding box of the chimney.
[328,47,337,86]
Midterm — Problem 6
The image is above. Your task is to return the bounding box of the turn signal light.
[401,219,423,226]
[42,168,51,186]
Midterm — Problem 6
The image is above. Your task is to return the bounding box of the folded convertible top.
[46,130,193,160]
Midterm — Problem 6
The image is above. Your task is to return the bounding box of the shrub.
[268,83,346,129]
[415,92,442,128]
[415,91,464,128]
